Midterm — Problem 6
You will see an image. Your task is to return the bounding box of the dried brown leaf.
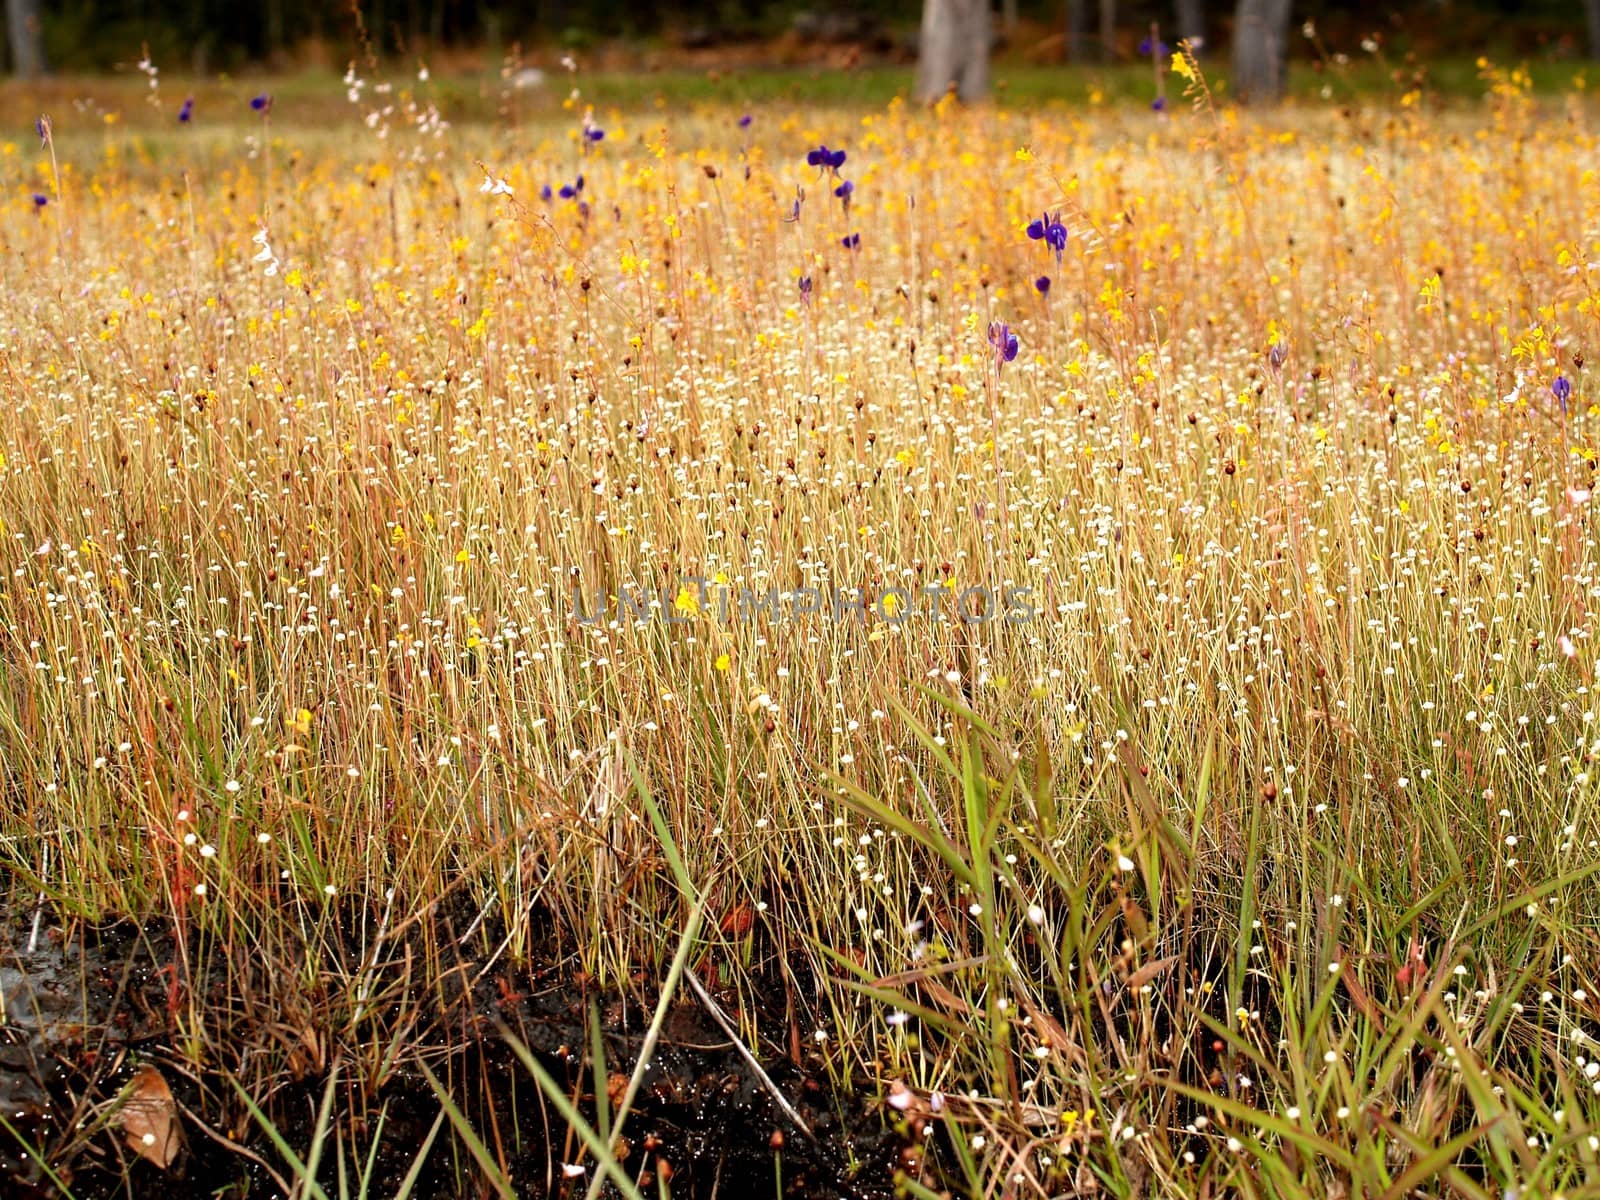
[1125,954,1180,991]
[120,1065,182,1170]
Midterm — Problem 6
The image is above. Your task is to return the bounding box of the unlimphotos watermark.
[570,576,1036,626]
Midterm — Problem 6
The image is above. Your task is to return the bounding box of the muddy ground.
[0,910,907,1199]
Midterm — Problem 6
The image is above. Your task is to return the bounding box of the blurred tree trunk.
[5,0,45,78]
[917,0,990,102]
[1098,0,1115,59]
[1231,0,1291,101]
[1065,0,1085,62]
[1176,0,1204,51]
[265,0,285,61]
[1002,0,1017,35]
[1589,0,1600,59]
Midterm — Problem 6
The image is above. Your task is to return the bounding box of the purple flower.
[250,94,272,113]
[806,145,847,172]
[1268,340,1289,370]
[178,96,195,123]
[738,113,752,129]
[31,192,47,209]
[582,116,605,144]
[1554,374,1573,415]
[833,179,854,211]
[988,321,1019,368]
[1034,275,1051,296]
[1151,96,1168,112]
[799,275,813,302]
[540,183,553,202]
[840,232,860,250]
[35,117,48,147]
[1138,37,1170,56]
[558,175,586,200]
[1025,211,1068,261]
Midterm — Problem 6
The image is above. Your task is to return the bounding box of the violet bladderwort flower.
[250,93,272,114]
[988,321,1019,371]
[1034,275,1051,297]
[178,96,194,124]
[1554,374,1573,417]
[1026,211,1068,265]
[834,178,854,212]
[799,275,813,304]
[783,187,804,223]
[807,145,847,174]
[840,232,860,251]
[35,117,49,148]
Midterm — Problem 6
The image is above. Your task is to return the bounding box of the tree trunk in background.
[917,0,990,102]
[265,0,285,62]
[1066,0,1086,62]
[1232,0,1291,101]
[1588,0,1600,59]
[5,0,44,78]
[1176,0,1205,52]
[1003,0,1018,36]
[1098,0,1116,60]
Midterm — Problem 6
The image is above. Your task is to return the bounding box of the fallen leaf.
[1126,954,1180,990]
[120,1065,182,1169]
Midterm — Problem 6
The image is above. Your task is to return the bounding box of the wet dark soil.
[0,907,905,1199]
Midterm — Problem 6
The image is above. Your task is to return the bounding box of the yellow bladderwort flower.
[674,586,700,618]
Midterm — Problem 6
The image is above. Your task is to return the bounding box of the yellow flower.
[714,653,731,672]
[674,586,700,618]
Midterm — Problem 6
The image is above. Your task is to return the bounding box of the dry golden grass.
[4,54,1600,1196]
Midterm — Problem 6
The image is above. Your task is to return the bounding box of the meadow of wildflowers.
[4,51,1600,1197]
